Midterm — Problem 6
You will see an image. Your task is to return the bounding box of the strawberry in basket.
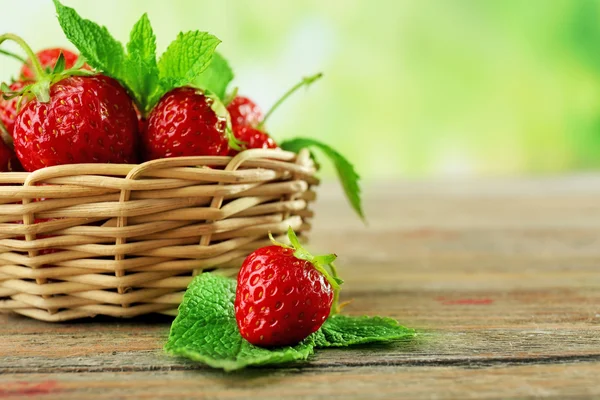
[0,0,364,214]
[0,39,139,172]
[20,48,83,79]
[224,73,323,156]
[0,80,32,139]
[13,73,139,171]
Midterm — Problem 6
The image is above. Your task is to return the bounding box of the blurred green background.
[1,0,599,180]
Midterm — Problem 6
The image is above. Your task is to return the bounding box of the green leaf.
[192,52,234,100]
[314,315,416,348]
[164,273,316,372]
[157,30,221,91]
[280,138,365,221]
[53,0,126,77]
[124,13,159,114]
[52,52,66,74]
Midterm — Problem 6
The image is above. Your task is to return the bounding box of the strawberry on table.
[235,227,342,347]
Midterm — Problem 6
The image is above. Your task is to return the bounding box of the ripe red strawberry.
[144,87,230,160]
[21,48,81,79]
[226,74,323,153]
[235,228,342,347]
[0,80,32,137]
[0,139,21,172]
[228,125,278,156]
[13,75,139,171]
[227,96,263,128]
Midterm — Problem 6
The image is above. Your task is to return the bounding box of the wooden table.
[1,177,600,399]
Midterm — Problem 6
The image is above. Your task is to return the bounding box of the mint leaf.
[192,52,234,100]
[53,0,126,77]
[157,31,220,90]
[280,138,365,221]
[314,315,416,348]
[125,13,159,114]
[54,1,222,114]
[165,273,315,371]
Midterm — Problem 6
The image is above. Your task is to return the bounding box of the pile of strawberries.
[0,48,277,173]
[0,2,365,223]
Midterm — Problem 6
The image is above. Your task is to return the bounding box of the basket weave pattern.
[0,149,317,322]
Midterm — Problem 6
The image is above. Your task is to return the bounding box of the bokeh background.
[1,0,599,181]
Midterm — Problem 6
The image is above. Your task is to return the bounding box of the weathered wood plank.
[1,263,599,373]
[1,363,599,400]
[1,178,599,398]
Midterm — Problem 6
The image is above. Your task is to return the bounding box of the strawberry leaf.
[53,1,223,115]
[280,138,365,221]
[155,31,220,100]
[192,52,234,100]
[313,315,416,348]
[165,273,316,372]
[125,13,159,114]
[53,0,126,77]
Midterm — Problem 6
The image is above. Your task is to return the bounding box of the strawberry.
[235,228,342,347]
[225,96,277,155]
[225,74,324,155]
[0,80,32,137]
[228,125,277,156]
[227,96,263,128]
[0,139,20,172]
[13,75,139,171]
[21,48,81,79]
[144,87,231,160]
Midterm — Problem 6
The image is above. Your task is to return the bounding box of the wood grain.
[1,364,600,400]
[1,177,600,399]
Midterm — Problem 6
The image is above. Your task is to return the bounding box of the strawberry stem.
[0,34,46,81]
[258,73,323,130]
[204,90,242,151]
[0,48,27,64]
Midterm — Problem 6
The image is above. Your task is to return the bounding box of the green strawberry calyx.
[203,89,242,151]
[269,226,344,314]
[0,33,93,106]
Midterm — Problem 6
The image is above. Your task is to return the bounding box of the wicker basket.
[0,148,317,322]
